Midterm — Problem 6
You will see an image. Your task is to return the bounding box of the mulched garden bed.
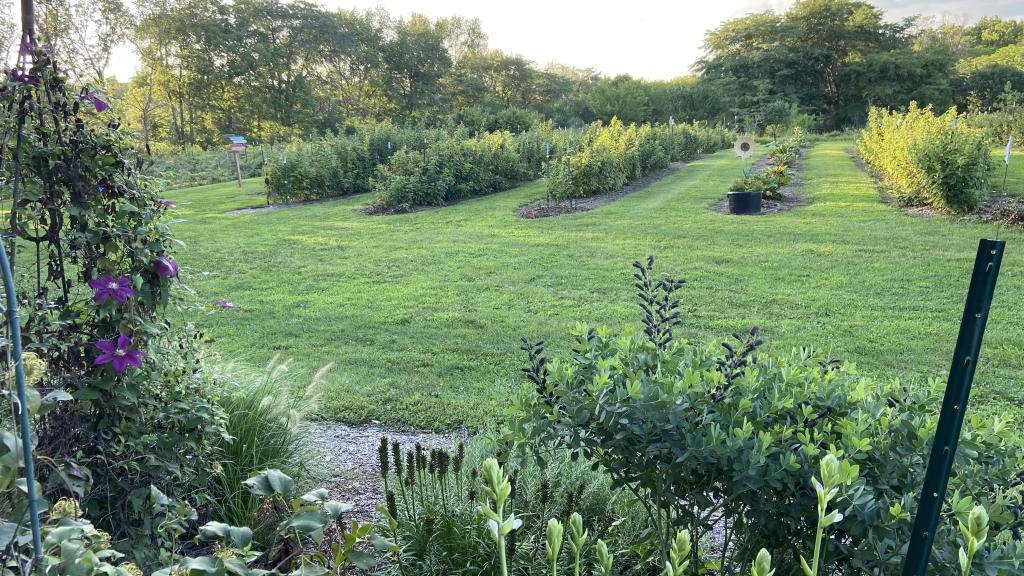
[516,157,701,219]
[709,154,809,216]
[968,192,1024,227]
[227,196,355,214]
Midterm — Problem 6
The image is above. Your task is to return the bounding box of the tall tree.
[698,0,932,128]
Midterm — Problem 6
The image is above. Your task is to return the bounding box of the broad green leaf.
[244,469,294,496]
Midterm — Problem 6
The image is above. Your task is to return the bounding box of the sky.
[107,0,1024,82]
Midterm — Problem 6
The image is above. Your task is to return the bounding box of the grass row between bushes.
[166,137,1024,429]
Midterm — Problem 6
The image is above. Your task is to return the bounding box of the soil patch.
[516,156,704,219]
[300,421,457,522]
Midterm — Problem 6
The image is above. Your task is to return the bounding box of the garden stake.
[0,239,43,562]
[901,238,1005,576]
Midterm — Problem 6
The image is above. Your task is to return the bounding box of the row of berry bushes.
[857,103,992,213]
[544,118,732,202]
[730,129,809,199]
[368,123,579,212]
[264,121,446,203]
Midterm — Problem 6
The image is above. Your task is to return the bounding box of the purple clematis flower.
[215,299,236,309]
[87,275,135,303]
[80,93,109,113]
[156,198,176,208]
[154,256,179,279]
[9,69,38,85]
[94,336,144,373]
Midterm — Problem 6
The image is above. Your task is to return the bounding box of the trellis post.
[0,240,43,562]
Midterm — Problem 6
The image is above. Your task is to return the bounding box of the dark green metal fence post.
[0,239,42,561]
[901,238,1005,576]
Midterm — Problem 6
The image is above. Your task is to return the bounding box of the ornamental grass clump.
[207,357,325,538]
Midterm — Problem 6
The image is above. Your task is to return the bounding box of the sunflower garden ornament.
[734,136,756,177]
[734,136,755,158]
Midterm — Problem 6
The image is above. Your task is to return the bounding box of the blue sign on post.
[229,135,247,144]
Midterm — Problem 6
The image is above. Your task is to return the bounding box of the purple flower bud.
[154,256,179,279]
[79,93,109,113]
[9,69,38,85]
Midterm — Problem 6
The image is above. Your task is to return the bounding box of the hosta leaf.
[279,511,327,536]
[323,500,353,520]
[244,469,294,496]
[299,488,329,503]
[348,550,378,570]
[288,564,329,576]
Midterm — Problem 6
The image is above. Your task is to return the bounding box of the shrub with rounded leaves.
[516,258,1024,575]
[545,118,732,202]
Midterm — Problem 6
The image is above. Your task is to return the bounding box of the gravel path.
[300,422,456,522]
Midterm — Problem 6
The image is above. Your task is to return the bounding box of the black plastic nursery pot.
[727,191,763,215]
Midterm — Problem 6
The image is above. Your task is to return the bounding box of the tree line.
[18,0,1024,147]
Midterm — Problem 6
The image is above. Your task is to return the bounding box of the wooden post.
[233,150,242,188]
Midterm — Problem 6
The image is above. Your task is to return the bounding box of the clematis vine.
[88,275,135,303]
[9,69,38,85]
[94,336,144,373]
[154,256,179,278]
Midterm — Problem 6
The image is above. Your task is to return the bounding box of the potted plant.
[728,136,761,214]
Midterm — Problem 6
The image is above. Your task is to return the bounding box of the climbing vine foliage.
[0,45,225,566]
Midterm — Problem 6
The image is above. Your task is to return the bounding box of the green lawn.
[992,146,1023,196]
[168,137,1024,429]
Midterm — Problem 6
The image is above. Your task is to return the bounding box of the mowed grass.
[168,137,1024,429]
[991,146,1024,196]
